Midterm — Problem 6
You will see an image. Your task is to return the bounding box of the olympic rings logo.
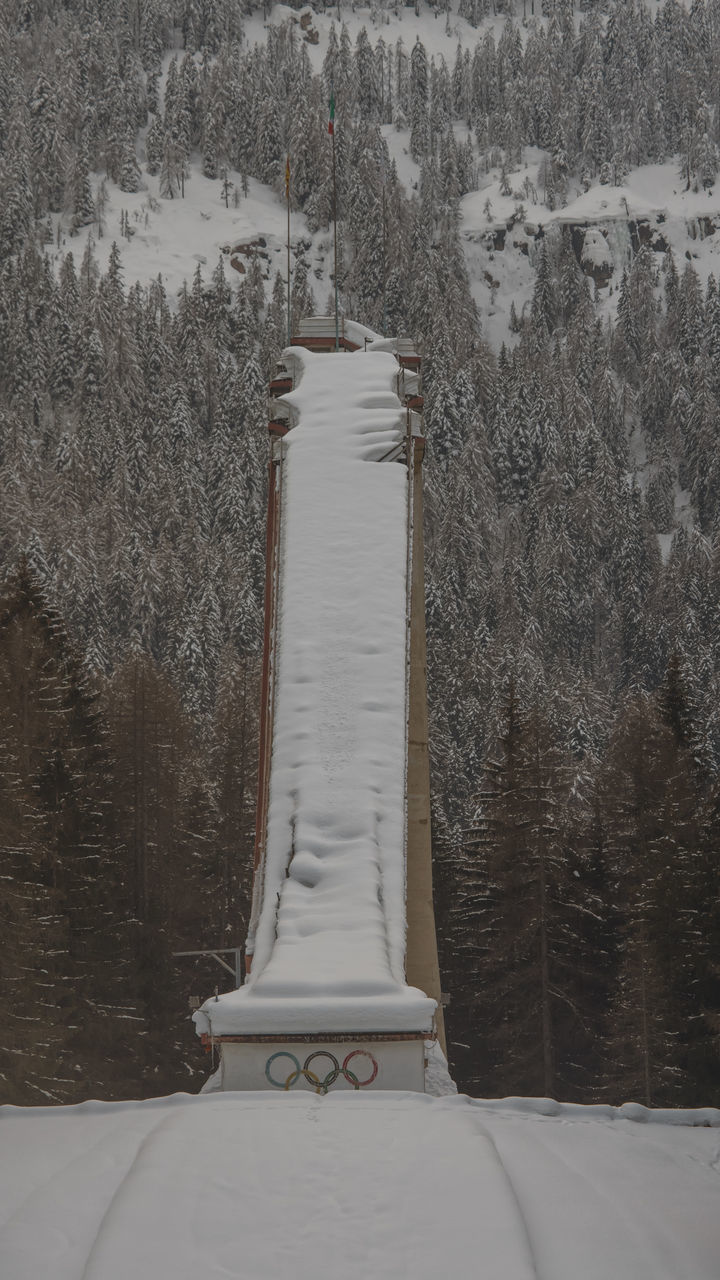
[265,1049,379,1093]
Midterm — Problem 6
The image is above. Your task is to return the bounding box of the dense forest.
[1,0,720,1105]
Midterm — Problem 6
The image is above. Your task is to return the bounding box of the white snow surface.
[52,8,720,364]
[195,346,434,1038]
[2,1091,718,1280]
[581,226,613,270]
[51,169,308,303]
[461,158,720,347]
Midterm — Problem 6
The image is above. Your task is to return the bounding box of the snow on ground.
[49,5,720,354]
[195,344,434,1038]
[1,1091,718,1280]
[49,168,310,303]
[48,2,500,310]
[461,159,720,243]
[424,1036,458,1095]
[244,2,509,74]
[462,159,720,346]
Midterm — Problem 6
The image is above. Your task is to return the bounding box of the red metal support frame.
[291,336,361,354]
[247,439,284,974]
[201,1031,434,1047]
[269,376,293,396]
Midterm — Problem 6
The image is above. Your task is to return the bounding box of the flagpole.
[381,160,387,338]
[330,85,339,352]
[285,156,291,346]
[332,131,339,352]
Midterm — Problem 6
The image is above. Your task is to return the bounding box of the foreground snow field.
[1,1092,718,1280]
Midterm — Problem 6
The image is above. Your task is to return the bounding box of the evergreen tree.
[0,561,143,1103]
[602,694,705,1106]
[460,682,611,1099]
[69,141,96,234]
[409,38,430,162]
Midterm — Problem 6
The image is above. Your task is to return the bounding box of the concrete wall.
[405,440,446,1053]
[219,1040,426,1093]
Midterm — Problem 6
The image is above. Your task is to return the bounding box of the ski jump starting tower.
[194,318,445,1093]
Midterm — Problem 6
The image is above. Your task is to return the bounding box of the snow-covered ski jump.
[194,319,444,1091]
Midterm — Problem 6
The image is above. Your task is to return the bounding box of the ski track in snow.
[0,1106,166,1280]
[491,1119,667,1280]
[77,1110,187,1280]
[469,1119,541,1280]
[474,1104,720,1280]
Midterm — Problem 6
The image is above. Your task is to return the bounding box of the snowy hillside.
[4,0,720,1114]
[1,1092,719,1280]
[49,2,720,351]
[462,158,720,346]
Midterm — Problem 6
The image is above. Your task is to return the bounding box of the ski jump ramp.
[194,328,443,1091]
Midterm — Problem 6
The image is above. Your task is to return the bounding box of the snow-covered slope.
[53,5,720,354]
[1,1092,718,1280]
[52,168,309,301]
[462,158,720,347]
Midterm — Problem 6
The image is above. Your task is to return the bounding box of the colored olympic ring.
[342,1050,379,1087]
[284,1068,321,1091]
[304,1051,340,1092]
[265,1051,300,1088]
[265,1049,378,1092]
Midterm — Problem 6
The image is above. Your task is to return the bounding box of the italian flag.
[328,90,335,135]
